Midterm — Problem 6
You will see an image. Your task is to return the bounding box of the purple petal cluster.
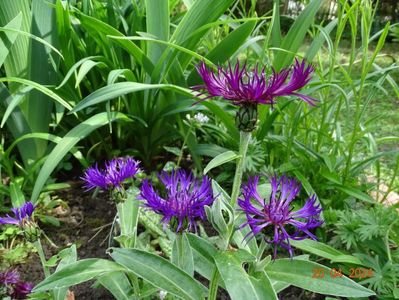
[0,269,20,285]
[0,202,35,227]
[0,269,33,299]
[11,281,34,299]
[82,157,140,190]
[238,175,323,258]
[194,59,315,106]
[140,170,214,232]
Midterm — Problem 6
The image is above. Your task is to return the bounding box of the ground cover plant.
[0,0,398,299]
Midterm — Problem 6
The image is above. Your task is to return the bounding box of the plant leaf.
[215,250,278,300]
[33,259,126,292]
[265,259,375,297]
[203,150,238,175]
[290,239,363,265]
[110,248,206,300]
[31,112,129,202]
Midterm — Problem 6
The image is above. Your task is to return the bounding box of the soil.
[17,183,327,300]
[20,184,115,299]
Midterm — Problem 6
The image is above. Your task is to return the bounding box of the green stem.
[208,267,220,300]
[230,131,251,206]
[385,235,392,262]
[127,273,140,299]
[177,122,194,168]
[34,239,50,278]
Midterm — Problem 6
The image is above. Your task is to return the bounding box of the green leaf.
[265,259,375,297]
[110,248,206,300]
[203,150,238,175]
[0,12,22,68]
[171,233,194,276]
[33,259,126,292]
[0,77,72,110]
[75,60,105,88]
[70,82,194,114]
[331,185,375,203]
[78,13,154,75]
[10,181,25,207]
[4,132,86,167]
[54,245,78,300]
[187,20,257,85]
[185,233,221,285]
[1,85,34,128]
[290,239,363,265]
[145,0,169,63]
[306,19,337,61]
[274,0,321,70]
[97,272,135,300]
[200,101,239,141]
[215,250,278,300]
[115,187,140,248]
[31,112,129,202]
[171,0,234,68]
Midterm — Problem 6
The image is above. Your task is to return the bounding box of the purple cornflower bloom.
[0,269,33,299]
[238,175,323,258]
[140,170,214,232]
[0,202,35,227]
[0,269,20,285]
[82,157,140,191]
[10,281,34,299]
[194,59,315,106]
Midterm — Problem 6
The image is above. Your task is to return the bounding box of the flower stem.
[177,122,194,168]
[34,239,50,278]
[230,131,251,206]
[208,267,220,300]
[127,273,140,299]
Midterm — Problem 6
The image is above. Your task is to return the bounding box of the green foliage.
[0,0,398,299]
[330,204,399,298]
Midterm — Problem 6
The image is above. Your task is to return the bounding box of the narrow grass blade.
[31,112,129,202]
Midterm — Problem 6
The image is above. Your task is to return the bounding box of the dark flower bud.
[235,103,258,132]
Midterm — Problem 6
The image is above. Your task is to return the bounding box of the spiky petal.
[140,170,214,232]
[10,281,34,299]
[194,59,316,106]
[0,202,35,227]
[238,174,323,258]
[82,157,141,191]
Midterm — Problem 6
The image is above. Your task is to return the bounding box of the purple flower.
[194,59,315,106]
[238,175,323,258]
[0,202,35,227]
[0,269,33,299]
[82,157,140,190]
[140,170,214,232]
[10,281,34,299]
[0,269,20,285]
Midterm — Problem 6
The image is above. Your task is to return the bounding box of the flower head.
[0,269,20,285]
[0,202,35,227]
[0,269,33,299]
[0,202,40,242]
[10,281,34,299]
[140,170,214,232]
[238,175,323,258]
[194,59,315,106]
[82,157,140,191]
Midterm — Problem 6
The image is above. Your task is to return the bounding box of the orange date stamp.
[312,267,374,279]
